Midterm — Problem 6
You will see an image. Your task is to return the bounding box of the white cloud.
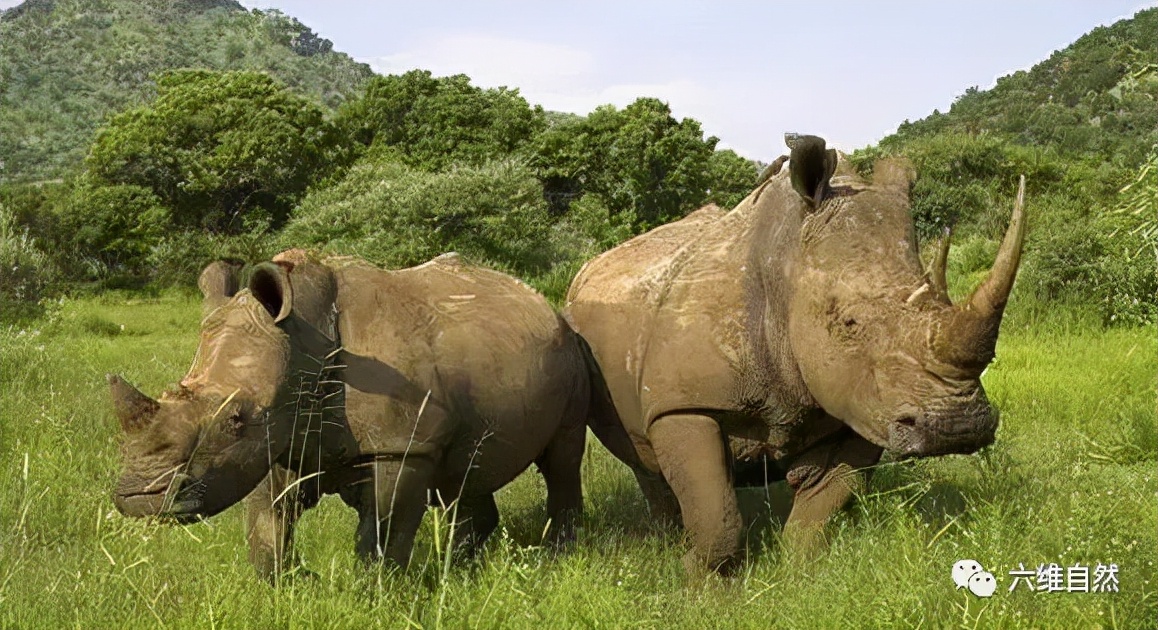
[360,35,595,94]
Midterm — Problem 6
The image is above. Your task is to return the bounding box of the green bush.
[1019,181,1156,325]
[522,194,638,304]
[531,98,722,228]
[1099,151,1157,324]
[337,70,544,172]
[146,224,281,288]
[0,202,56,307]
[1020,211,1105,302]
[892,133,1010,239]
[55,181,169,277]
[704,149,759,209]
[557,193,636,255]
[281,155,558,276]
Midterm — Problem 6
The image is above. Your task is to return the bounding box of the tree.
[533,97,723,228]
[704,149,759,209]
[85,69,346,234]
[57,179,169,275]
[337,70,544,172]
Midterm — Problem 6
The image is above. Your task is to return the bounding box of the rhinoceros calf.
[110,251,588,580]
[565,134,1026,575]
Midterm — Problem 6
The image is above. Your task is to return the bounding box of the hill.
[855,7,1156,325]
[881,7,1157,166]
[0,0,374,184]
[0,3,1150,325]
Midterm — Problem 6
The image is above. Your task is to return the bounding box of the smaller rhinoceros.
[110,250,589,581]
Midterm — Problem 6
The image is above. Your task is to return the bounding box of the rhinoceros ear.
[247,262,293,324]
[786,133,837,209]
[198,260,244,314]
[108,374,159,433]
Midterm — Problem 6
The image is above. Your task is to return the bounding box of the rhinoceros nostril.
[896,415,917,427]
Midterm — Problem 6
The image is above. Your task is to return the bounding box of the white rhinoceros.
[111,250,589,580]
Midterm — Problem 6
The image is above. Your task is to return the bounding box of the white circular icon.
[952,559,983,589]
[968,571,997,598]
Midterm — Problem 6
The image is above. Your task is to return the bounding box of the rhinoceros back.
[330,254,585,494]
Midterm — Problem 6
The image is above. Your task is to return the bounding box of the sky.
[4,1,1155,159]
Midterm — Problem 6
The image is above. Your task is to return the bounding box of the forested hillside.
[0,0,373,183]
[0,2,1152,327]
[0,0,762,311]
[854,7,1156,324]
[886,8,1156,165]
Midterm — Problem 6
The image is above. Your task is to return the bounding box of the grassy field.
[0,292,1154,629]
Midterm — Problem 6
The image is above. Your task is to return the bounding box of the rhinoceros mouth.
[116,492,207,522]
[887,414,996,458]
[114,472,206,520]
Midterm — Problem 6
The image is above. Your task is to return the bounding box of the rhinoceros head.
[782,135,1025,458]
[110,259,319,521]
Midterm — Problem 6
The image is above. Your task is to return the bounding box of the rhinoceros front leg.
[648,413,743,576]
[353,456,436,568]
[244,464,317,583]
[782,427,883,558]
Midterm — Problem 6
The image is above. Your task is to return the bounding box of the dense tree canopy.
[281,153,557,276]
[338,70,544,172]
[533,98,739,228]
[2,1,1151,327]
[85,70,345,233]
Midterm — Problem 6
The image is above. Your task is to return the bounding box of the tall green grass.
[0,294,1153,628]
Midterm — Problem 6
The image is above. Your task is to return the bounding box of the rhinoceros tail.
[568,329,645,471]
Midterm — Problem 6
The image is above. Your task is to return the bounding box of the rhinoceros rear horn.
[786,133,838,209]
[247,262,293,323]
[108,374,159,433]
[934,176,1027,370]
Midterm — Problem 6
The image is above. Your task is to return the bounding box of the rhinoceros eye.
[227,411,246,437]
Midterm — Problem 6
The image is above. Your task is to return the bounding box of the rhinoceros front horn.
[933,176,1027,371]
[108,374,160,433]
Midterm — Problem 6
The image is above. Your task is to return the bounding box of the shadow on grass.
[737,459,978,564]
[855,458,976,530]
[737,482,794,560]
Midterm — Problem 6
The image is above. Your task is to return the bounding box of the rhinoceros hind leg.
[354,457,435,568]
[649,414,743,576]
[244,465,318,584]
[534,420,586,544]
[450,493,499,555]
[782,428,882,559]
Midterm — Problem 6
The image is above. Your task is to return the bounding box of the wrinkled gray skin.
[565,135,1027,575]
[111,251,589,581]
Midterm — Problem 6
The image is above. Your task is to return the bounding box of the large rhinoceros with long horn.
[564,134,1026,575]
[109,250,588,580]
